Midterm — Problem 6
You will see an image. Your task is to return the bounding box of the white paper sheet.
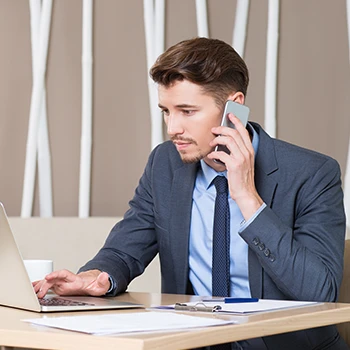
[154,299,320,314]
[212,299,319,313]
[22,311,234,335]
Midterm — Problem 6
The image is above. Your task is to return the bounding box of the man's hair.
[150,37,249,106]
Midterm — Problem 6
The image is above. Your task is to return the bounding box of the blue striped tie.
[211,176,232,350]
[212,175,230,297]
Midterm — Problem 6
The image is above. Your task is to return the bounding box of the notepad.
[153,299,320,314]
[22,311,234,335]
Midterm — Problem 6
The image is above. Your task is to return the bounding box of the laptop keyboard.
[39,297,95,307]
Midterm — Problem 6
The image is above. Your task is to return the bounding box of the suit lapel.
[248,123,279,298]
[168,162,198,294]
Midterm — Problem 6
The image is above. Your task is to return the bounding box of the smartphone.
[214,100,250,155]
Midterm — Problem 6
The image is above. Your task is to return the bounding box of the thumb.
[84,271,110,296]
[95,271,111,292]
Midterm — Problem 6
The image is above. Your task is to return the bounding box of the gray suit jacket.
[81,122,347,349]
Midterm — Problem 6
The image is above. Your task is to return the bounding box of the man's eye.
[162,110,169,116]
[183,110,194,116]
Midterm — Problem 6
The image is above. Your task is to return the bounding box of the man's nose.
[166,114,183,136]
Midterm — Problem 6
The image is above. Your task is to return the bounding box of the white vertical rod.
[143,0,156,148]
[344,0,350,237]
[37,91,53,217]
[195,0,209,38]
[79,0,93,218]
[21,0,53,217]
[30,0,53,217]
[232,0,250,58]
[154,0,165,57]
[152,0,164,148]
[264,0,279,138]
[143,0,164,149]
[143,0,154,68]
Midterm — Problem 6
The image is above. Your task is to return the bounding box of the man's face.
[158,80,222,164]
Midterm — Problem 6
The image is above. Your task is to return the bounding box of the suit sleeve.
[240,157,346,302]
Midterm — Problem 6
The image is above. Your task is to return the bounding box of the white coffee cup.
[23,259,53,282]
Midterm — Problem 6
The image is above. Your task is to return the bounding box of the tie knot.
[213,176,228,194]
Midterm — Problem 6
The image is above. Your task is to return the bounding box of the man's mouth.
[173,141,192,151]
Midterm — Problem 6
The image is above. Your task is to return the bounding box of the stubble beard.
[178,149,208,164]
[171,137,208,164]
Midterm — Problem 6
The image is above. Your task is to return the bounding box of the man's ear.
[227,91,245,105]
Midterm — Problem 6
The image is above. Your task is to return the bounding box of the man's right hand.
[33,269,111,299]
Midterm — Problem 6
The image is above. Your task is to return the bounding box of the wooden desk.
[1,292,350,350]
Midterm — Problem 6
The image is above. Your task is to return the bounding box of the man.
[35,38,347,349]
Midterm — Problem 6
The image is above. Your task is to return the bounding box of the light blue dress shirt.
[189,123,265,297]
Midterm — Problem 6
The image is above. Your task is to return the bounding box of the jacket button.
[252,237,260,245]
[264,248,270,257]
[269,254,276,262]
[258,243,265,251]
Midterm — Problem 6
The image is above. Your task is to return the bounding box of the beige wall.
[9,216,161,292]
[0,0,349,217]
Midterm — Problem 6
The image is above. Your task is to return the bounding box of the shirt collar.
[200,122,259,190]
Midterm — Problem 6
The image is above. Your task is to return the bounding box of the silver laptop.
[0,202,143,312]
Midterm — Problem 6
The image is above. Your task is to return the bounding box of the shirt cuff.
[239,203,267,232]
[105,274,117,296]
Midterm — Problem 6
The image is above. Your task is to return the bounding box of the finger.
[45,269,75,282]
[213,117,253,163]
[211,122,247,154]
[36,280,55,298]
[32,280,41,287]
[210,134,246,163]
[210,134,239,150]
[207,147,232,166]
[33,279,44,293]
[227,114,254,151]
[213,114,250,145]
[96,271,111,291]
[34,271,75,297]
[228,113,245,128]
[85,272,110,296]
